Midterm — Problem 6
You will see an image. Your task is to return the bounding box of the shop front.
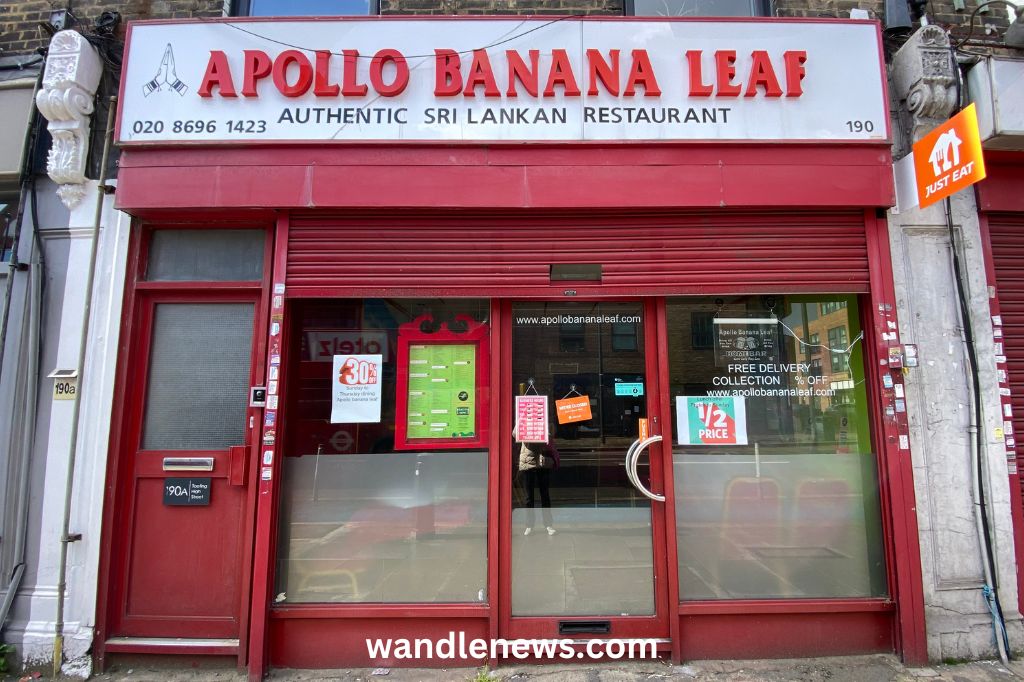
[97,16,927,677]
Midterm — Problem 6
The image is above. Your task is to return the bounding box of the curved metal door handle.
[627,435,665,502]
[624,438,643,492]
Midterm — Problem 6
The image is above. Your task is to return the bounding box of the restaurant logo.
[912,103,986,209]
[143,44,189,97]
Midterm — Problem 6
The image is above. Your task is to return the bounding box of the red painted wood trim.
[654,298,682,662]
[93,221,143,672]
[236,228,275,668]
[677,598,895,615]
[486,298,502,653]
[247,215,291,682]
[114,145,894,213]
[679,610,892,660]
[976,153,1024,213]
[496,300,514,644]
[864,209,928,665]
[270,605,490,619]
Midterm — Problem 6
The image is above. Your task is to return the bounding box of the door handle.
[626,435,665,502]
[624,438,642,493]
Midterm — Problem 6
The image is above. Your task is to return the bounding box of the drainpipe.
[52,96,116,677]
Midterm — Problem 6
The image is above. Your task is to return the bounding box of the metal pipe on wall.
[52,96,116,677]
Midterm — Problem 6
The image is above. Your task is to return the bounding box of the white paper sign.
[118,19,887,144]
[331,354,383,424]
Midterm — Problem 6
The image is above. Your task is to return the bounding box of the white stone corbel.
[891,26,958,145]
[35,30,103,209]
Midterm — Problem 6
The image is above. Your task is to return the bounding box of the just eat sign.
[912,103,987,209]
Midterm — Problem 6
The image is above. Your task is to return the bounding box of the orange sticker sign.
[555,395,592,424]
[912,103,986,209]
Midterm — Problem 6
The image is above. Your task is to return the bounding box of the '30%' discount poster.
[331,354,383,423]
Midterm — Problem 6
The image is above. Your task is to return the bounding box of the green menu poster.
[406,343,476,439]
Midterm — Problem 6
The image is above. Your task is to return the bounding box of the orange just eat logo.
[912,103,986,209]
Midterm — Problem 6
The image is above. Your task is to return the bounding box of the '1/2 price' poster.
[406,343,476,439]
[676,396,748,445]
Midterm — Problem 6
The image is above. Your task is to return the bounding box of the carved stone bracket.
[35,30,103,209]
[891,26,958,146]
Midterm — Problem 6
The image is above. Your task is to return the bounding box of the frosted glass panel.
[147,229,264,281]
[276,451,488,603]
[141,303,254,450]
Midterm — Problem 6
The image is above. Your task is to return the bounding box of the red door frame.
[497,298,674,643]
[94,223,273,667]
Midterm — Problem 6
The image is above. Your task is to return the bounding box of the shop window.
[667,295,887,601]
[828,325,850,373]
[141,303,254,450]
[236,0,378,15]
[275,299,489,604]
[626,0,770,16]
[145,229,264,282]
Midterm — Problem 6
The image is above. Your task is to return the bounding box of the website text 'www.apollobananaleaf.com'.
[366,632,659,661]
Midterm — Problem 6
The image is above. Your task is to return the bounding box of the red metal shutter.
[286,210,870,296]
[990,215,1024,483]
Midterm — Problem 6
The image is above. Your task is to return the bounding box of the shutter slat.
[286,211,871,295]
[989,215,1024,489]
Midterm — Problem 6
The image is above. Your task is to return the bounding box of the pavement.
[33,655,1024,682]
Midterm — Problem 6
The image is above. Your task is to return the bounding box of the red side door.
[108,291,261,642]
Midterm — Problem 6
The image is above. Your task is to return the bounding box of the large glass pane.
[141,303,254,450]
[248,0,373,15]
[275,299,489,604]
[631,0,764,16]
[146,229,264,281]
[669,295,888,600]
[511,302,654,616]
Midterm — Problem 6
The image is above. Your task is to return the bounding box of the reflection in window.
[611,321,639,352]
[559,322,586,353]
[667,295,887,601]
[828,326,850,373]
[275,299,489,604]
[691,311,715,349]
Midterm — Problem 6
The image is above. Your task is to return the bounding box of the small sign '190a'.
[163,477,212,506]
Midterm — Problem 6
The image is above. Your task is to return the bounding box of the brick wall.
[0,0,226,57]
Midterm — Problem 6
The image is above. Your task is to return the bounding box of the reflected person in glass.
[518,439,558,536]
